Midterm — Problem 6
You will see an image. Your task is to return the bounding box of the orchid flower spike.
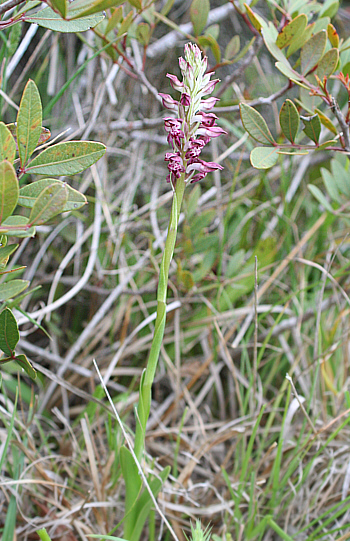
[160,43,226,186]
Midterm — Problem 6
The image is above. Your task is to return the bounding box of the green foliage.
[0,79,105,379]
[190,0,209,37]
[239,2,350,168]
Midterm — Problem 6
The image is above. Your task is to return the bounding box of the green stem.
[134,174,186,461]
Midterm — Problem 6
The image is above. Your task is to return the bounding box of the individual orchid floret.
[160,43,226,186]
[159,93,178,111]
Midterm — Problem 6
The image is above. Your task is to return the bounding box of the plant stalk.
[134,173,186,461]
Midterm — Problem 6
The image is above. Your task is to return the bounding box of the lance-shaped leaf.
[26,141,106,175]
[240,103,276,145]
[13,354,36,380]
[1,216,35,238]
[276,14,307,49]
[16,80,42,167]
[0,280,29,302]
[19,179,87,211]
[261,22,291,66]
[279,99,299,143]
[331,159,350,197]
[67,0,125,19]
[0,308,19,356]
[316,48,339,80]
[0,161,19,225]
[24,7,105,32]
[190,0,209,36]
[28,183,68,225]
[300,31,327,75]
[128,466,171,541]
[320,167,341,203]
[308,184,334,213]
[250,146,279,169]
[0,123,16,163]
[6,123,51,149]
[0,244,18,271]
[105,6,123,34]
[301,114,321,143]
[120,446,142,540]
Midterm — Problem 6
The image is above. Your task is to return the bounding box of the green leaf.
[279,99,299,143]
[129,466,170,541]
[15,0,41,17]
[287,22,314,57]
[316,48,339,79]
[262,22,291,66]
[301,114,321,143]
[0,308,19,356]
[1,216,35,238]
[321,167,341,203]
[136,23,151,46]
[7,21,22,57]
[275,62,308,87]
[205,24,220,41]
[244,3,263,32]
[16,80,42,167]
[67,0,125,20]
[0,123,16,163]
[315,140,337,151]
[87,533,126,541]
[315,108,338,135]
[308,184,334,212]
[48,0,67,18]
[105,7,123,34]
[250,146,279,169]
[300,30,327,75]
[28,183,68,225]
[197,34,221,63]
[0,244,18,271]
[13,354,36,380]
[0,280,29,302]
[0,161,19,225]
[190,0,209,36]
[128,0,142,7]
[240,103,275,145]
[331,160,350,197]
[24,7,105,32]
[320,0,339,18]
[225,36,240,60]
[327,23,339,48]
[117,11,133,37]
[19,179,87,212]
[26,141,106,175]
[6,123,51,148]
[161,0,174,16]
[120,446,142,540]
[276,14,307,49]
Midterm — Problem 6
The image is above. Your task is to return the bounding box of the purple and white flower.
[160,43,226,186]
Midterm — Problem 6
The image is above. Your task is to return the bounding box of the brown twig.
[331,97,350,151]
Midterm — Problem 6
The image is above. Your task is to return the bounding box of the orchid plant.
[119,43,226,541]
[135,42,226,460]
